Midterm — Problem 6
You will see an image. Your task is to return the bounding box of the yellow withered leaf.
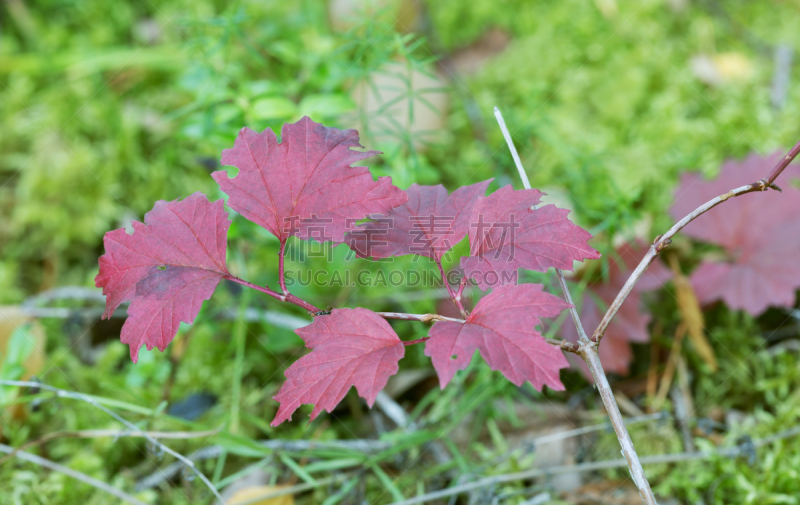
[227,485,294,505]
[668,256,717,371]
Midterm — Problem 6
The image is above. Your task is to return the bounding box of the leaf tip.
[129,344,141,364]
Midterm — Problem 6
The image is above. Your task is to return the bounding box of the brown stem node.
[655,239,672,253]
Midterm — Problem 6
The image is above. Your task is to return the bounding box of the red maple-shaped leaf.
[670,152,800,315]
[460,186,600,290]
[425,284,571,390]
[95,193,231,363]
[561,241,671,376]
[272,308,404,426]
[346,180,491,260]
[213,116,407,244]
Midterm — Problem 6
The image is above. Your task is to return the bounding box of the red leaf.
[346,180,491,260]
[213,116,407,244]
[95,193,230,363]
[561,241,671,376]
[461,186,600,290]
[272,308,404,426]
[670,152,800,314]
[425,284,571,390]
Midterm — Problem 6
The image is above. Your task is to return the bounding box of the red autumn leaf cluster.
[97,117,602,425]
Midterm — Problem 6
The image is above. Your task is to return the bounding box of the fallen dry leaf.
[227,485,294,505]
[668,255,717,371]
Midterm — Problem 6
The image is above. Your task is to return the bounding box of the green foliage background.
[1,0,800,503]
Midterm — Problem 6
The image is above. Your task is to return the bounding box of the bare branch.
[375,392,452,465]
[18,305,310,333]
[494,106,657,504]
[545,337,580,354]
[580,345,656,503]
[22,286,106,306]
[553,267,591,343]
[591,178,784,344]
[0,443,148,505]
[493,107,591,345]
[593,139,800,343]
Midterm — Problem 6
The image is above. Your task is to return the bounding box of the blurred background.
[2,0,800,503]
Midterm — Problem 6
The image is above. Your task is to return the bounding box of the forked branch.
[494,106,658,504]
[494,107,800,505]
[592,139,800,344]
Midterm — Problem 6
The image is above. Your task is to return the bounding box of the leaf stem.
[224,276,460,326]
[224,276,320,313]
[376,312,464,323]
[278,239,288,295]
[768,137,800,184]
[456,277,468,305]
[434,257,468,317]
[402,337,430,346]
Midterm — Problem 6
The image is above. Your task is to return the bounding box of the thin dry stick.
[0,380,224,504]
[0,428,221,466]
[652,323,687,411]
[0,443,147,505]
[486,412,670,468]
[136,438,393,490]
[19,285,311,331]
[493,108,589,345]
[494,107,657,504]
[389,422,800,505]
[645,321,663,406]
[374,392,453,466]
[592,138,800,344]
